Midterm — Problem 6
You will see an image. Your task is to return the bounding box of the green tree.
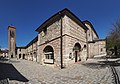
[106,19,120,57]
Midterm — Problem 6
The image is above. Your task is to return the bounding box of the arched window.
[84,45,86,49]
[43,45,54,64]
[73,43,81,51]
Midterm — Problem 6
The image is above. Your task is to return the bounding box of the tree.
[106,19,120,57]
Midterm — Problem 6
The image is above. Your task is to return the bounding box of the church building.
[8,8,106,68]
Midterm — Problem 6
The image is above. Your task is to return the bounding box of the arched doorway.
[23,54,25,59]
[19,54,21,59]
[34,52,37,62]
[30,53,33,61]
[11,55,13,58]
[73,43,81,62]
[43,45,54,64]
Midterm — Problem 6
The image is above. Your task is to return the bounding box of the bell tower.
[8,26,16,58]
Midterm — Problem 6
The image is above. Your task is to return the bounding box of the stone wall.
[38,38,61,67]
[88,40,106,58]
[62,15,87,66]
[17,48,26,59]
[37,18,61,67]
[37,15,88,67]
[38,19,61,45]
[84,22,106,58]
[97,40,106,55]
[85,23,98,41]
[64,15,86,42]
[25,41,38,61]
[15,9,107,68]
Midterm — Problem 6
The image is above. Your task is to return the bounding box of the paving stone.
[8,58,113,84]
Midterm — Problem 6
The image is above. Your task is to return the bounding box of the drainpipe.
[86,30,89,60]
[36,51,37,62]
[98,41,99,55]
[59,12,63,69]
[32,45,33,61]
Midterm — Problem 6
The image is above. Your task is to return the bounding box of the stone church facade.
[9,8,106,68]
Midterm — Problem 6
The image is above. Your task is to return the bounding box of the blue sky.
[0,0,120,48]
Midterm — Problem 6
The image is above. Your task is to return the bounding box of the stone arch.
[19,54,21,59]
[30,53,33,61]
[43,44,55,53]
[43,45,54,64]
[34,52,36,54]
[73,43,81,51]
[23,54,25,59]
[72,41,81,50]
[33,52,37,61]
[73,42,81,62]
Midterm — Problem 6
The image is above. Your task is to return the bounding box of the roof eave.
[35,8,88,32]
[83,20,99,38]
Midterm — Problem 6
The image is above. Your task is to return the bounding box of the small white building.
[0,48,8,57]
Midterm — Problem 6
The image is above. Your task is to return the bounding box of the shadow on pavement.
[10,60,20,63]
[82,59,120,69]
[82,62,108,69]
[0,62,29,82]
[98,60,120,66]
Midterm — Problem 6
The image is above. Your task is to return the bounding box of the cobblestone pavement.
[115,67,120,83]
[109,58,120,84]
[9,58,113,84]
